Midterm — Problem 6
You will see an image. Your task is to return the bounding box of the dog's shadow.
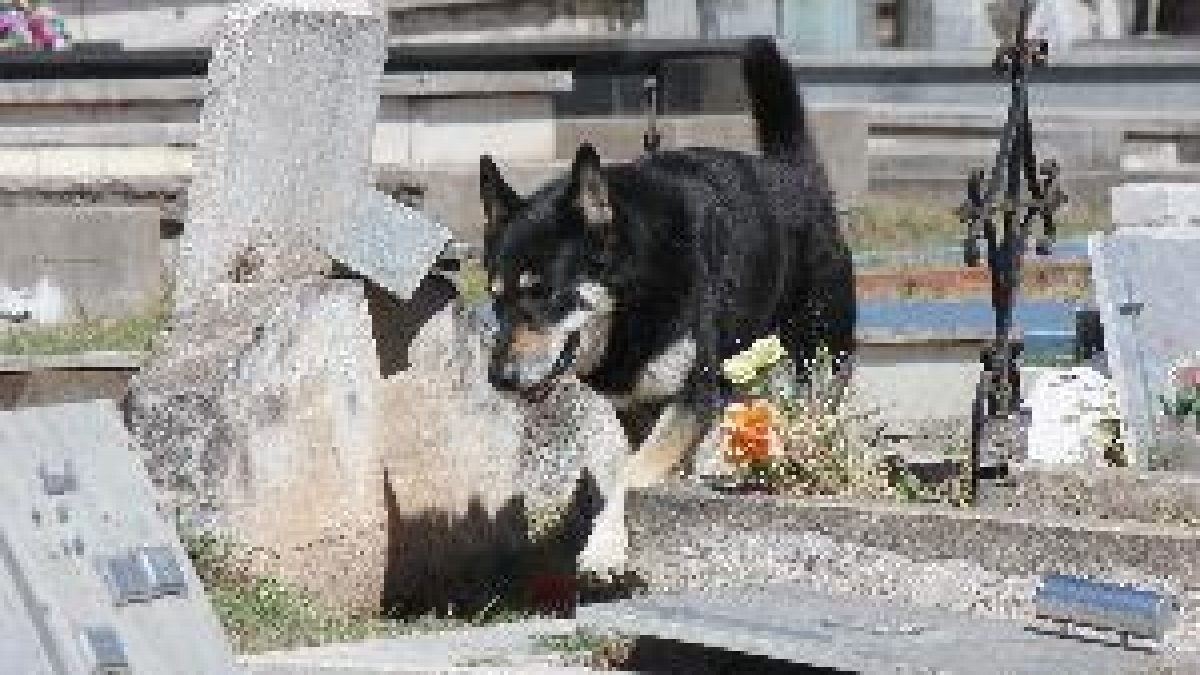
[381,466,646,620]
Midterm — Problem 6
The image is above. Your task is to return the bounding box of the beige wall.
[55,0,640,49]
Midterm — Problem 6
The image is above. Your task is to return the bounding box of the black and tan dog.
[479,37,855,571]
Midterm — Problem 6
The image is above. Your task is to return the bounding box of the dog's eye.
[489,278,505,296]
[518,272,542,291]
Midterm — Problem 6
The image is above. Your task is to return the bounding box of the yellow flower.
[722,353,758,385]
[721,336,788,385]
[748,336,786,370]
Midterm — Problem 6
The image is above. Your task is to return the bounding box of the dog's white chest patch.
[633,336,697,400]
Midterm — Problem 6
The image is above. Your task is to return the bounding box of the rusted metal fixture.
[959,0,1067,421]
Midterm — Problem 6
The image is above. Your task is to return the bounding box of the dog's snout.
[489,360,521,391]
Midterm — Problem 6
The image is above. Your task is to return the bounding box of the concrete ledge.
[0,78,200,104]
[236,618,608,674]
[0,123,197,147]
[787,47,1200,69]
[864,103,1200,137]
[382,71,573,96]
[980,465,1200,526]
[0,174,190,191]
[0,72,571,105]
[627,485,1200,591]
[0,350,149,372]
[856,328,1012,347]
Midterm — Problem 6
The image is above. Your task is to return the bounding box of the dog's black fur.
[480,37,855,453]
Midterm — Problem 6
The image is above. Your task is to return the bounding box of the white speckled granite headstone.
[176,0,387,311]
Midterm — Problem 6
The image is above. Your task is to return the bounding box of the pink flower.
[26,9,55,49]
[0,10,27,35]
[1177,366,1200,388]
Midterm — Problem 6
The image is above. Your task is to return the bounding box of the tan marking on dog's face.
[508,323,554,359]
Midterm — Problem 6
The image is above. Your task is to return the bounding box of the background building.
[53,1,1193,52]
[4,0,1200,327]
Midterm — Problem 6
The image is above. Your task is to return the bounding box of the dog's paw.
[576,567,617,588]
[576,524,628,580]
[576,544,627,581]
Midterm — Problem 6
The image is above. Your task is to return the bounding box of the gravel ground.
[640,525,1200,654]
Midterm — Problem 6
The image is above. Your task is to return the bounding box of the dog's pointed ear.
[568,143,613,228]
[480,154,521,235]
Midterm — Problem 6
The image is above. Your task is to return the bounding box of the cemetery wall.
[0,207,163,325]
[4,53,1200,326]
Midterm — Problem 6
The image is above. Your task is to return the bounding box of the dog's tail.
[741,37,810,161]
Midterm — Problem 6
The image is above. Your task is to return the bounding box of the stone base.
[125,279,386,612]
[376,293,632,612]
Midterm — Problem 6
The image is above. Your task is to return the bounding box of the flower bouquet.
[713,336,889,497]
[1,1,69,51]
[1155,353,1200,471]
[1161,357,1200,432]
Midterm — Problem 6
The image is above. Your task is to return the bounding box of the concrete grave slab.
[1090,229,1200,468]
[976,464,1200,524]
[624,484,1200,602]
[0,399,236,674]
[577,584,1199,674]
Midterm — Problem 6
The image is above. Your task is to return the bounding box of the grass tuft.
[845,197,1106,253]
[181,523,555,655]
[0,295,169,355]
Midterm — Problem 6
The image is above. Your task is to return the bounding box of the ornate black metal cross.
[958,0,1068,418]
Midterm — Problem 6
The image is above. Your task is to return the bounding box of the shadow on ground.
[381,466,645,620]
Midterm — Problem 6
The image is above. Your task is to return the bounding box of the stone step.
[240,662,624,667]
[576,584,1199,674]
[241,665,616,675]
[238,619,632,675]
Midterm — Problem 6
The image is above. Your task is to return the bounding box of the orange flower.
[721,399,775,464]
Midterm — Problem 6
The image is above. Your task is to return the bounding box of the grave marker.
[319,188,452,301]
[1090,227,1200,469]
[176,0,387,311]
[130,0,396,613]
[0,400,236,674]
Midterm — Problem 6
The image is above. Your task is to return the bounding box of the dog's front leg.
[578,402,708,576]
